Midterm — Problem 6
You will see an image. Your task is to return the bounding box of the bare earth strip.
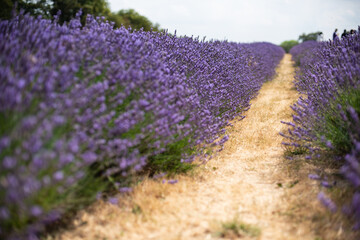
[52,54,357,240]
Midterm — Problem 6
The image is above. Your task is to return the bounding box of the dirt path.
[52,54,352,240]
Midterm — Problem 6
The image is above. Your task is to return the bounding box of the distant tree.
[280,40,299,53]
[50,0,111,24]
[298,31,322,42]
[0,1,160,32]
[114,9,160,31]
[106,12,125,27]
[0,0,110,23]
[0,0,52,20]
[0,0,13,20]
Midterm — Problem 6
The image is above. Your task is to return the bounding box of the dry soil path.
[52,54,352,240]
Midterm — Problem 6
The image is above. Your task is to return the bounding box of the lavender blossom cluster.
[282,32,360,229]
[289,40,320,67]
[0,11,284,239]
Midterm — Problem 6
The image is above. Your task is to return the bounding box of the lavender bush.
[0,11,284,239]
[289,40,320,66]
[282,32,360,229]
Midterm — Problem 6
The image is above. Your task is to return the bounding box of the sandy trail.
[52,54,353,240]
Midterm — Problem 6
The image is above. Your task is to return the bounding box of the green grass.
[146,136,197,175]
[214,217,261,238]
[313,87,360,155]
[284,145,308,157]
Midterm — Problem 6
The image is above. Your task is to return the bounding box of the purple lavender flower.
[53,171,64,181]
[96,192,102,200]
[167,179,178,184]
[119,187,132,193]
[30,206,43,217]
[326,141,333,149]
[318,192,337,213]
[2,156,17,169]
[308,174,321,180]
[81,151,97,164]
[0,207,9,220]
[153,172,167,179]
[321,181,332,188]
[108,197,118,205]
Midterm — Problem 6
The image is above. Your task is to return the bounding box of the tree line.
[280,31,322,53]
[0,0,160,31]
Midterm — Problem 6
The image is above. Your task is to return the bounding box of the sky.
[108,0,360,45]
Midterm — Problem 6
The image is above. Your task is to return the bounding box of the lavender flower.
[107,197,119,205]
[321,181,332,188]
[167,179,178,184]
[30,206,43,217]
[119,187,132,193]
[308,174,321,180]
[318,192,337,213]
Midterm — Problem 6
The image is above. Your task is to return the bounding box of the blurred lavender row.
[282,30,360,230]
[289,40,319,67]
[0,11,284,239]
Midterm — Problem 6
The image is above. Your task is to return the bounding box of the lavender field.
[1,7,360,240]
[0,12,285,239]
[282,31,360,232]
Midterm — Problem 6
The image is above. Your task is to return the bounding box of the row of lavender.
[0,12,284,239]
[282,33,360,229]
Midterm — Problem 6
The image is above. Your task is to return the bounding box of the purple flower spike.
[326,141,333,149]
[318,192,337,213]
[119,187,132,193]
[108,197,118,205]
[30,206,43,217]
[2,156,17,169]
[308,174,321,180]
[96,192,102,200]
[81,151,97,164]
[153,172,167,179]
[0,207,10,220]
[53,171,64,181]
[167,179,178,184]
[321,181,332,188]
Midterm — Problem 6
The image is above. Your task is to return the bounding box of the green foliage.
[298,31,322,42]
[284,144,308,157]
[113,9,160,31]
[280,40,299,53]
[0,1,161,32]
[0,0,52,20]
[315,88,360,154]
[106,12,125,28]
[146,137,196,175]
[214,217,261,238]
[50,0,110,24]
[0,0,109,22]
[0,0,15,20]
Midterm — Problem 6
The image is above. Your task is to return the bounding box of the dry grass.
[48,54,359,240]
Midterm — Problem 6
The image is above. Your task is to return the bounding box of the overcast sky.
[108,0,360,45]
